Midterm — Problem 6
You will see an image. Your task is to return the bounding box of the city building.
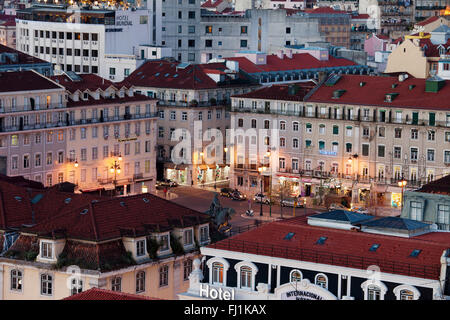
[180,211,450,300]
[385,26,450,79]
[0,177,211,300]
[0,70,158,194]
[64,287,158,300]
[229,73,450,209]
[378,0,414,38]
[122,58,259,186]
[401,174,450,230]
[0,44,53,75]
[364,33,401,73]
[415,0,448,22]
[224,48,371,86]
[412,15,450,34]
[349,12,373,51]
[15,3,162,79]
[0,14,16,48]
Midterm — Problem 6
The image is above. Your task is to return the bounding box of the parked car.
[329,203,346,211]
[231,189,247,201]
[156,179,178,188]
[351,206,369,214]
[281,197,305,208]
[253,193,272,204]
[220,187,235,198]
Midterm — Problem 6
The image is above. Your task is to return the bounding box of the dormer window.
[184,229,193,246]
[41,241,53,259]
[136,239,146,257]
[83,92,89,100]
[200,225,209,243]
[159,234,170,251]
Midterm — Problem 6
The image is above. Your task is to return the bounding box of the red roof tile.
[415,175,450,195]
[122,60,255,90]
[207,217,449,279]
[416,16,440,27]
[50,74,117,92]
[0,44,48,66]
[63,288,159,300]
[226,53,357,74]
[0,70,62,93]
[25,193,210,241]
[307,74,450,110]
[305,7,349,15]
[232,81,316,101]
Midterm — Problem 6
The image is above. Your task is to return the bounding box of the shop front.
[165,164,189,185]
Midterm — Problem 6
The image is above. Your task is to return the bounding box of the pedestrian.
[163,187,167,198]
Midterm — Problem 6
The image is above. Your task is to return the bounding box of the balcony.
[157,99,231,108]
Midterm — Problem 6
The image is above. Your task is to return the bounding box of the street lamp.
[110,155,122,194]
[258,166,266,216]
[398,180,407,210]
[74,160,79,168]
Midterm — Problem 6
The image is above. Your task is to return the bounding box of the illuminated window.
[290,270,302,282]
[212,262,224,284]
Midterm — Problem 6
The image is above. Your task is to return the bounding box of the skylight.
[65,198,72,204]
[14,196,22,202]
[369,244,380,252]
[143,198,149,203]
[316,236,327,245]
[80,209,88,215]
[120,201,126,207]
[410,249,422,257]
[164,73,170,77]
[284,232,295,240]
[154,72,160,77]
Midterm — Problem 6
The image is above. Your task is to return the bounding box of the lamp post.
[199,151,204,187]
[265,150,271,217]
[110,155,122,194]
[398,180,407,211]
[258,166,266,217]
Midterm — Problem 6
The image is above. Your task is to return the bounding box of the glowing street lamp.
[398,180,407,210]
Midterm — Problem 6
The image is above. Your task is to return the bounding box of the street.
[156,186,324,229]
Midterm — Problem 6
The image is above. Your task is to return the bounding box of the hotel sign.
[319,150,337,156]
[281,290,325,300]
[276,279,337,300]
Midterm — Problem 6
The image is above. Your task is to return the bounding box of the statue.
[205,193,236,232]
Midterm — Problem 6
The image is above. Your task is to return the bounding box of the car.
[253,193,272,204]
[281,197,305,208]
[157,178,178,187]
[231,189,246,201]
[352,206,369,214]
[329,203,346,211]
[220,187,234,198]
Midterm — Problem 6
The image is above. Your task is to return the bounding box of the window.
[200,226,209,243]
[410,148,418,161]
[159,234,169,251]
[136,271,145,293]
[240,26,248,34]
[362,144,369,157]
[159,265,169,287]
[410,201,422,221]
[212,262,224,284]
[136,240,146,257]
[240,266,252,289]
[41,274,53,296]
[111,277,121,292]
[184,259,193,281]
[41,242,52,259]
[346,143,352,153]
[445,151,450,164]
[205,25,212,34]
[368,285,381,300]
[332,125,339,135]
[346,126,352,137]
[411,129,418,139]
[240,40,248,48]
[188,11,195,19]
[378,127,385,137]
[184,229,193,246]
[319,124,326,134]
[306,123,312,133]
[378,145,385,157]
[279,137,286,148]
[280,121,286,131]
[438,204,450,225]
[427,149,435,162]
[428,130,435,141]
[10,269,23,291]
[293,138,299,149]
[315,274,327,289]
[23,155,30,169]
[394,146,401,159]
[290,270,302,282]
[399,289,414,300]
[293,122,299,131]
[394,128,402,138]
[71,278,83,295]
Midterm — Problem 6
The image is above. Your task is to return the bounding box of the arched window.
[240,266,252,289]
[367,285,381,300]
[400,289,414,300]
[315,274,328,289]
[290,270,302,282]
[280,137,286,148]
[10,269,22,291]
[280,121,286,130]
[393,285,420,300]
[212,262,224,284]
[292,138,299,149]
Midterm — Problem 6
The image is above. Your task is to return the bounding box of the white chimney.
[277,50,284,59]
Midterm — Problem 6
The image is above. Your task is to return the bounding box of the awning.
[103,184,116,191]
[164,163,176,169]
[208,164,216,169]
[198,165,208,170]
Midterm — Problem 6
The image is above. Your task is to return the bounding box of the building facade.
[229,74,450,209]
[0,14,15,48]
[0,70,158,194]
[180,211,450,300]
[0,179,211,300]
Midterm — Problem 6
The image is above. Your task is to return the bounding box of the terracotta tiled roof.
[50,74,117,93]
[415,175,450,195]
[0,44,48,66]
[63,288,159,300]
[207,216,449,279]
[416,16,440,27]
[225,53,357,74]
[0,70,61,93]
[232,81,316,101]
[66,93,155,108]
[304,7,349,15]
[122,60,255,90]
[24,193,210,241]
[417,38,450,57]
[307,74,450,110]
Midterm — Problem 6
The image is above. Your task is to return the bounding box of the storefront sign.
[319,150,337,156]
[118,137,137,142]
[281,290,325,300]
